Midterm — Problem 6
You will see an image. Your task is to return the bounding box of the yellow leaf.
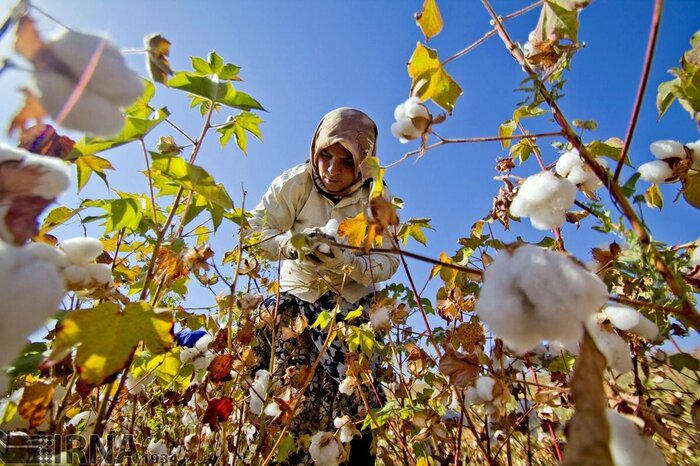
[644,184,663,209]
[50,302,173,385]
[682,174,700,209]
[145,34,173,84]
[407,43,463,113]
[430,252,451,280]
[19,382,55,428]
[415,0,443,41]
[338,213,368,248]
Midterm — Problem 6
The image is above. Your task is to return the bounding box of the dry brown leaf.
[145,34,173,84]
[8,89,46,136]
[438,345,480,389]
[451,321,486,354]
[407,344,430,378]
[14,14,42,60]
[208,354,234,382]
[19,124,75,158]
[562,329,613,466]
[19,381,55,428]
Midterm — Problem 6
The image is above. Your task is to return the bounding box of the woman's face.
[317,143,356,193]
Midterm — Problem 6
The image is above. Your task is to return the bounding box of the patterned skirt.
[255,291,382,464]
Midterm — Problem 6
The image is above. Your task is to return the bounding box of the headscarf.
[309,107,377,198]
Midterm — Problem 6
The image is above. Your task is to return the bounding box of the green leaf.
[125,79,157,119]
[101,198,144,233]
[362,401,396,429]
[39,206,84,235]
[75,154,114,192]
[217,112,264,154]
[510,138,534,163]
[311,310,334,330]
[586,137,627,164]
[49,302,173,385]
[656,78,679,120]
[572,119,598,131]
[644,184,663,210]
[397,218,433,246]
[512,105,546,123]
[498,120,516,149]
[217,82,266,111]
[345,306,364,322]
[415,0,443,41]
[131,350,187,390]
[151,154,233,209]
[534,0,582,43]
[347,326,376,357]
[168,72,265,111]
[276,434,296,463]
[407,43,463,113]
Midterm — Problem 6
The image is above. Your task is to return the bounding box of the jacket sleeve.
[248,166,309,260]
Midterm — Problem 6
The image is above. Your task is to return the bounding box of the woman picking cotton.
[248,108,399,465]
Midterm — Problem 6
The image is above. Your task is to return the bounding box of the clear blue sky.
[0,1,698,324]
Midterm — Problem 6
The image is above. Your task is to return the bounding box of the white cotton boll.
[393,101,408,121]
[23,154,72,199]
[147,439,168,457]
[194,333,214,352]
[179,347,198,364]
[464,386,483,406]
[62,264,91,286]
[60,237,104,264]
[475,245,608,354]
[370,307,391,331]
[34,70,127,137]
[691,246,700,267]
[686,140,700,170]
[555,150,582,177]
[25,242,69,268]
[249,369,270,415]
[84,263,113,284]
[649,139,685,160]
[607,410,667,466]
[67,410,97,434]
[334,415,354,443]
[309,431,343,466]
[475,376,496,402]
[603,306,658,340]
[404,97,430,119]
[43,30,143,107]
[587,318,633,373]
[193,351,214,372]
[566,165,589,185]
[391,119,422,144]
[323,219,339,238]
[509,172,577,231]
[264,401,281,418]
[338,376,356,395]
[582,171,604,191]
[0,243,65,373]
[637,160,673,184]
[181,409,199,427]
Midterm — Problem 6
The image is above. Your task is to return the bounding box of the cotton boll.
[391,119,422,144]
[43,30,143,106]
[464,386,483,405]
[34,70,127,137]
[603,306,658,340]
[587,318,632,373]
[309,431,343,466]
[555,150,582,177]
[84,263,113,284]
[249,369,270,415]
[194,333,214,352]
[370,306,391,331]
[334,416,354,443]
[691,246,700,267]
[509,172,577,230]
[338,376,355,395]
[638,160,673,184]
[23,154,71,199]
[146,439,168,457]
[686,140,700,170]
[0,144,71,200]
[192,350,214,371]
[264,401,281,418]
[649,139,685,160]
[566,165,589,185]
[0,243,65,373]
[67,410,97,434]
[62,264,90,286]
[404,97,430,119]
[607,410,667,466]
[25,242,69,268]
[475,376,496,402]
[60,237,104,264]
[323,219,339,238]
[529,210,567,230]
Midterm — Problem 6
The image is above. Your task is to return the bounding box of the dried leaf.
[8,89,46,136]
[207,354,233,382]
[19,124,75,158]
[438,345,479,388]
[14,14,42,60]
[562,329,613,466]
[681,174,700,209]
[4,195,52,245]
[452,321,486,353]
[691,400,700,431]
[338,213,368,248]
[203,397,233,429]
[407,344,430,378]
[19,381,55,428]
[145,34,173,84]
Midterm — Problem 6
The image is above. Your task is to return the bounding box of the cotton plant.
[178,331,215,373]
[248,369,271,415]
[309,431,347,466]
[391,96,432,143]
[509,171,577,230]
[338,375,356,395]
[33,30,143,136]
[637,139,700,184]
[474,244,609,354]
[333,415,356,443]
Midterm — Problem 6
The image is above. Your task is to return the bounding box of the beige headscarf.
[310,107,377,198]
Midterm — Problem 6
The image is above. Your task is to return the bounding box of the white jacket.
[249,162,399,303]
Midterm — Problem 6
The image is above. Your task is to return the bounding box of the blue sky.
[0,1,698,329]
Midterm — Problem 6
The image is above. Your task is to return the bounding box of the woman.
[249,108,399,464]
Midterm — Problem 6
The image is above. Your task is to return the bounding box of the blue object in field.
[175,329,208,348]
